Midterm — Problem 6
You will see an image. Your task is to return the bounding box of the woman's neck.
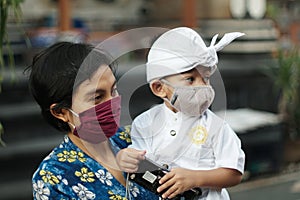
[68,133,119,170]
[68,133,126,186]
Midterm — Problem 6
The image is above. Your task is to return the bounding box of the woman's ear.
[150,80,167,98]
[50,104,69,122]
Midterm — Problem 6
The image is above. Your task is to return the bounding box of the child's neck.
[164,100,178,113]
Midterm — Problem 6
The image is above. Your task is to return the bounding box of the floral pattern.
[57,150,86,163]
[119,125,131,143]
[32,127,158,200]
[128,181,140,197]
[39,170,60,185]
[75,167,95,183]
[72,183,95,200]
[108,190,127,200]
[57,150,76,162]
[95,169,113,186]
[33,180,50,200]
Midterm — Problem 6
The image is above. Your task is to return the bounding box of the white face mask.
[162,80,215,116]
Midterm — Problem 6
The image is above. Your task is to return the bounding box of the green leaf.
[0,122,6,147]
[0,0,24,80]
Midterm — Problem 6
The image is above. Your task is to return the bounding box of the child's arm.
[157,167,242,199]
[116,115,152,173]
[116,148,146,173]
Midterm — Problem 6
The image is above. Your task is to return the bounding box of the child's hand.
[157,168,196,199]
[116,148,146,173]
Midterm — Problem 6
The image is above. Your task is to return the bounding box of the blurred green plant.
[0,0,24,80]
[0,0,25,146]
[267,47,300,139]
[266,1,280,19]
[0,123,4,146]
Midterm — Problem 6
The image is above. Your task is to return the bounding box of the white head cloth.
[146,27,245,82]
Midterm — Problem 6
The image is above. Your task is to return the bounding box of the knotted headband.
[146,27,245,82]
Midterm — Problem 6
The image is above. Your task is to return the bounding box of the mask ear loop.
[68,109,79,132]
[68,108,79,117]
[160,79,178,106]
[68,122,76,130]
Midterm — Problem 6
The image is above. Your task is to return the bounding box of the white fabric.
[130,103,245,200]
[146,27,245,82]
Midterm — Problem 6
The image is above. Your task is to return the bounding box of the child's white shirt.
[130,103,245,200]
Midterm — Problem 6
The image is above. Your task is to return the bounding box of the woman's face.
[71,64,118,116]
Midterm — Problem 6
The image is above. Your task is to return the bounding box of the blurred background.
[0,0,300,199]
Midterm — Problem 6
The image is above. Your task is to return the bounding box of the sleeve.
[113,110,154,153]
[212,121,245,174]
[129,117,151,151]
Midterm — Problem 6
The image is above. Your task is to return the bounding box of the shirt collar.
[163,102,182,117]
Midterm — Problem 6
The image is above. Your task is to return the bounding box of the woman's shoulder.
[32,136,99,199]
[32,135,95,183]
[32,136,87,179]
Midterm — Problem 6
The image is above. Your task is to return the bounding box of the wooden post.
[58,0,71,31]
[182,0,197,28]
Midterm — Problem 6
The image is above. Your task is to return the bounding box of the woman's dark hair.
[26,42,116,132]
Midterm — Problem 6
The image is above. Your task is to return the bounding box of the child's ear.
[50,104,69,122]
[150,80,167,98]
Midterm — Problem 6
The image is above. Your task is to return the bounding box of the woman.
[27,42,158,199]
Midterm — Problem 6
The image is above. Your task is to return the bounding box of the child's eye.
[185,77,194,83]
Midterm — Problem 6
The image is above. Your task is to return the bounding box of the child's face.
[162,65,211,102]
[164,65,210,87]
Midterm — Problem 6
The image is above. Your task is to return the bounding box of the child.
[117,27,245,200]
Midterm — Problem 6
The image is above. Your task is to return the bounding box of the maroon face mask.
[69,96,121,144]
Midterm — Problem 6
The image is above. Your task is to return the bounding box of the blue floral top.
[32,126,159,200]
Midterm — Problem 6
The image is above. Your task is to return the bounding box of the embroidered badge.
[189,125,208,145]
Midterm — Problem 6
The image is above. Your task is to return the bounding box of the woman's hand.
[116,148,146,173]
[157,168,196,199]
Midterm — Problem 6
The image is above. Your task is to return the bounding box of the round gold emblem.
[189,125,208,145]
